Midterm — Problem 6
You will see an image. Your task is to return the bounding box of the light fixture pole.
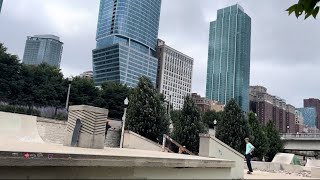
[120,97,129,148]
[213,119,217,136]
[65,77,73,111]
[287,126,290,134]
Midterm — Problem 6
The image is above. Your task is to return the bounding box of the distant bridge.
[281,133,320,151]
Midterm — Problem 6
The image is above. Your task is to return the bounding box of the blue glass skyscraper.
[206,4,251,112]
[0,0,3,14]
[93,0,161,87]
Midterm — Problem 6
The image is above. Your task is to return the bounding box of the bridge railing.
[281,133,320,139]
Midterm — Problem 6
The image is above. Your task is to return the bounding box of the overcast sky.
[0,0,319,108]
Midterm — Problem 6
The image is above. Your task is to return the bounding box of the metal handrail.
[162,134,195,155]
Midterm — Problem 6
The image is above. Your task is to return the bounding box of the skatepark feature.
[0,112,44,143]
[272,153,295,164]
[0,110,242,179]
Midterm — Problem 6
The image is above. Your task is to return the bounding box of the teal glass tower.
[93,0,161,87]
[0,0,3,13]
[206,4,251,112]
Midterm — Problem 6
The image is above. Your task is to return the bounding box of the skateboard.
[71,119,82,147]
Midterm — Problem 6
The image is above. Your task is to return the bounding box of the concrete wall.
[244,161,311,173]
[37,117,120,147]
[199,134,244,179]
[123,131,163,152]
[37,117,66,144]
[0,166,233,179]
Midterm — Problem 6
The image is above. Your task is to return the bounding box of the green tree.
[170,110,181,127]
[264,121,284,162]
[32,63,65,108]
[68,76,100,107]
[172,95,205,153]
[0,43,22,103]
[248,112,269,161]
[99,82,131,119]
[203,110,223,129]
[287,0,320,19]
[126,76,169,143]
[216,99,251,154]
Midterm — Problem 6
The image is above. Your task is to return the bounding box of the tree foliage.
[99,82,131,119]
[126,76,169,143]
[216,99,251,154]
[203,110,223,129]
[248,112,269,161]
[172,95,205,153]
[264,121,284,162]
[287,0,320,19]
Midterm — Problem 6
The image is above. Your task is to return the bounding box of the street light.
[120,97,129,148]
[213,119,217,136]
[287,126,290,133]
[65,77,73,111]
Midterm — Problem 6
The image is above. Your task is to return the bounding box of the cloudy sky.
[0,0,319,107]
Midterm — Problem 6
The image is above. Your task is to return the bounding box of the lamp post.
[65,77,73,111]
[287,125,290,134]
[120,97,129,148]
[213,119,217,136]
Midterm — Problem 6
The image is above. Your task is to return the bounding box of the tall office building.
[22,35,63,68]
[156,39,193,110]
[206,4,251,112]
[297,107,317,128]
[304,98,320,129]
[93,0,161,87]
[0,0,3,13]
[250,86,296,133]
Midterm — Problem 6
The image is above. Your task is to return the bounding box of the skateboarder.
[105,121,111,137]
[245,138,255,175]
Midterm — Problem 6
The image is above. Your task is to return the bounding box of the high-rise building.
[297,107,317,128]
[295,110,304,133]
[206,4,251,112]
[22,35,63,68]
[0,0,3,13]
[304,98,320,129]
[93,0,161,87]
[250,86,296,133]
[156,39,193,109]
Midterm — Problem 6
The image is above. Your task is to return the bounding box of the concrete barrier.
[244,161,281,172]
[272,153,294,164]
[123,130,164,152]
[311,167,320,178]
[306,159,320,168]
[199,134,243,179]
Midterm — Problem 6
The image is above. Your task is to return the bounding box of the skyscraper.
[156,39,193,110]
[93,0,162,87]
[22,35,63,68]
[206,4,251,112]
[304,98,320,129]
[0,0,3,14]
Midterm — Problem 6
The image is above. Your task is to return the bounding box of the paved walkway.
[244,170,313,179]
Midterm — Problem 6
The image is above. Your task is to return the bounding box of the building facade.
[297,107,317,128]
[93,0,161,87]
[250,86,296,133]
[304,98,320,129]
[192,93,224,113]
[295,110,304,133]
[206,4,251,112]
[80,71,93,80]
[156,39,193,109]
[22,35,63,67]
[0,0,3,13]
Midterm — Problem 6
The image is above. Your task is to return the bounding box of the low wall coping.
[200,134,245,159]
[124,130,162,148]
[69,105,109,114]
[37,117,67,125]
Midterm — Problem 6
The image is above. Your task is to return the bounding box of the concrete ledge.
[311,167,320,178]
[37,117,67,125]
[245,161,281,172]
[69,105,109,114]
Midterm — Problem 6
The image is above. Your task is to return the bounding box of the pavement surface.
[244,170,313,179]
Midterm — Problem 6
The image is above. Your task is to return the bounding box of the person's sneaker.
[247,171,252,175]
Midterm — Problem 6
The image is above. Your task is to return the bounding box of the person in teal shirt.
[245,138,255,174]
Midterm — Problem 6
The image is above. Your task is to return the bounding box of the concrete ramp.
[272,153,294,164]
[0,112,44,143]
[306,159,320,168]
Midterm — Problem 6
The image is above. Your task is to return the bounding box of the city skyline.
[0,0,319,107]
